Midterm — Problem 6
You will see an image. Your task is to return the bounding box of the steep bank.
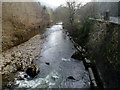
[86,20,120,88]
[70,19,120,88]
[2,2,50,51]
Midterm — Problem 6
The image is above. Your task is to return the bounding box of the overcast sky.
[39,0,92,8]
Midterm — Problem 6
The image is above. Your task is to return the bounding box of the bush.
[71,18,95,46]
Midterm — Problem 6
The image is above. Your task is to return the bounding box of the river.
[15,22,90,88]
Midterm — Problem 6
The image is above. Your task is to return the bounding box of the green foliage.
[102,29,119,70]
[76,24,82,31]
[73,18,95,46]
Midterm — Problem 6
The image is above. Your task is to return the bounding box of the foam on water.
[61,58,71,62]
[15,71,59,88]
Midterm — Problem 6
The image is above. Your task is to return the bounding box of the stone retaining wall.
[86,19,120,88]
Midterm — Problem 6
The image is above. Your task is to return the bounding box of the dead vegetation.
[2,2,51,51]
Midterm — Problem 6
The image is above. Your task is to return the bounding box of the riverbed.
[15,22,90,88]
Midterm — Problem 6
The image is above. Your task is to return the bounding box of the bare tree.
[66,0,81,27]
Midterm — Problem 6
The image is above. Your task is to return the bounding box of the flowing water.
[15,22,90,88]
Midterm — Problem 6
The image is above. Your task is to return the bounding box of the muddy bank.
[1,33,44,88]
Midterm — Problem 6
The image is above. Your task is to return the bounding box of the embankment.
[85,20,120,88]
[2,2,50,51]
[68,18,119,88]
[66,18,120,88]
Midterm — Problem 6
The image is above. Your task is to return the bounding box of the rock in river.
[71,50,83,60]
[67,76,76,80]
[25,64,40,78]
[45,62,50,65]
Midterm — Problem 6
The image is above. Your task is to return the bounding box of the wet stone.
[67,76,76,80]
[25,64,40,78]
[17,76,25,80]
[15,72,30,80]
[71,50,83,60]
[45,62,50,65]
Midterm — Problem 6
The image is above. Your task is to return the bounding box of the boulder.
[71,50,83,60]
[17,76,25,80]
[15,72,29,80]
[25,64,40,78]
[67,76,76,80]
[45,62,50,65]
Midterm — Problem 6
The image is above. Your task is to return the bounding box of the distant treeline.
[80,2,120,18]
[97,2,119,17]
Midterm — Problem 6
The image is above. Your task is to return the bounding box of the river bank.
[64,18,120,88]
[1,33,44,88]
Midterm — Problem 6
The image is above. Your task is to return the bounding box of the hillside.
[2,2,50,51]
